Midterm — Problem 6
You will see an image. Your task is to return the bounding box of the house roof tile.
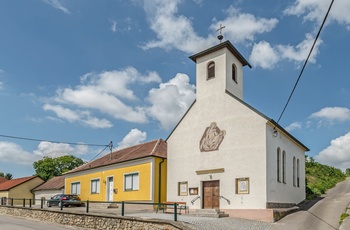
[0,176,38,191]
[0,177,8,184]
[65,139,167,175]
[33,176,64,191]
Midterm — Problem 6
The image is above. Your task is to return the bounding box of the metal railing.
[0,198,187,221]
[220,195,231,205]
[191,195,200,205]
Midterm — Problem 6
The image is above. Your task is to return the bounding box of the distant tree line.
[33,155,85,181]
[0,172,13,180]
[306,155,346,197]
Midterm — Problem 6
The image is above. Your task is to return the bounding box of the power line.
[89,144,110,162]
[277,0,334,124]
[0,134,109,147]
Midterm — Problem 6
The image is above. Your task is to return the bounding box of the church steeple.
[189,40,251,102]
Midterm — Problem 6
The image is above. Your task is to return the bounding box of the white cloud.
[315,132,350,171]
[117,129,147,150]
[147,73,196,130]
[250,33,322,69]
[211,6,278,44]
[285,122,302,132]
[42,0,70,14]
[43,104,113,129]
[110,19,117,32]
[0,140,89,167]
[284,0,350,30]
[249,41,279,69]
[0,142,38,165]
[142,1,277,53]
[49,67,161,125]
[310,107,350,125]
[142,0,214,53]
[277,33,322,64]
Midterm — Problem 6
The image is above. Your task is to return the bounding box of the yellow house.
[0,176,45,205]
[64,139,167,204]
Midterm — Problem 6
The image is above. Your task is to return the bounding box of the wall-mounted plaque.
[199,122,226,152]
[189,187,198,195]
[178,181,188,196]
[236,177,250,194]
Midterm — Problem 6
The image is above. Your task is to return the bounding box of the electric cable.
[276,0,334,124]
[0,134,108,147]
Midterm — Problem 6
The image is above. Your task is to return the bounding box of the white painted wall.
[34,189,63,203]
[167,44,307,211]
[266,125,306,204]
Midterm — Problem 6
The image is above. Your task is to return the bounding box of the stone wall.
[0,206,191,230]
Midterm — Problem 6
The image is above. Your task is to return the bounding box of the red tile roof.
[0,177,8,184]
[33,176,64,191]
[0,176,38,191]
[65,139,167,175]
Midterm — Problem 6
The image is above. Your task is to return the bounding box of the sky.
[0,0,350,178]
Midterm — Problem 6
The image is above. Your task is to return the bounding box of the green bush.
[305,156,345,197]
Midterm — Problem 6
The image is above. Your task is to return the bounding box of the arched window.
[207,61,215,80]
[277,148,281,183]
[232,64,237,83]
[297,159,300,187]
[293,157,296,187]
[282,151,286,184]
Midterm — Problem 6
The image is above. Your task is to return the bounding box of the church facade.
[166,41,309,222]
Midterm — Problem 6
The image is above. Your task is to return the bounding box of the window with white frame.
[71,182,80,195]
[91,179,100,194]
[124,173,139,191]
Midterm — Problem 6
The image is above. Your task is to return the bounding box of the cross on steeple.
[216,24,225,43]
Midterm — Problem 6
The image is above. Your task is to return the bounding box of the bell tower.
[189,37,251,102]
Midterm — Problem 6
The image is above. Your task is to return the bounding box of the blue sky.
[1,0,350,178]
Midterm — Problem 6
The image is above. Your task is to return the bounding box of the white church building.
[166,40,309,222]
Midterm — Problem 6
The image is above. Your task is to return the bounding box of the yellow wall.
[66,161,153,202]
[1,177,45,205]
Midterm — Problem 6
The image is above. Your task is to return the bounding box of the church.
[166,40,309,222]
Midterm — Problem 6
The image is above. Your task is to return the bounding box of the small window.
[232,64,237,83]
[71,182,80,195]
[207,61,215,80]
[277,148,281,183]
[124,173,139,191]
[297,159,300,187]
[293,157,296,187]
[282,151,286,184]
[91,179,100,194]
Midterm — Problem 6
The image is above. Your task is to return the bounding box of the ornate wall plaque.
[199,122,226,152]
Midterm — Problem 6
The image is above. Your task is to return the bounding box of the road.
[270,178,350,230]
[0,214,81,230]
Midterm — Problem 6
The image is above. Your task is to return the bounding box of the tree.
[33,155,85,181]
[0,172,13,180]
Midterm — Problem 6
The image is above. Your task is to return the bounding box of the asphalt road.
[0,214,82,230]
[270,178,350,230]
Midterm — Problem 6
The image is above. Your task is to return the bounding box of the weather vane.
[216,24,225,43]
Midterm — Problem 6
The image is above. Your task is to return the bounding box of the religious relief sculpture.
[199,122,226,152]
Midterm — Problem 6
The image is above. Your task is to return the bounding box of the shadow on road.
[298,196,324,211]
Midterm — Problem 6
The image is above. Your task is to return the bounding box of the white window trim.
[71,181,81,195]
[124,172,140,191]
[90,178,101,194]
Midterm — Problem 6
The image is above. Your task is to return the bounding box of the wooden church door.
[203,181,220,209]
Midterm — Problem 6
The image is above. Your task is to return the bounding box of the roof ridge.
[150,139,161,156]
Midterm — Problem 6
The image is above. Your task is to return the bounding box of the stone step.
[187,209,229,218]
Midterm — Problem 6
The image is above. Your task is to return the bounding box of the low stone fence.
[0,206,192,230]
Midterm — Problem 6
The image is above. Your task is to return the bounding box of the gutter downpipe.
[158,158,165,208]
